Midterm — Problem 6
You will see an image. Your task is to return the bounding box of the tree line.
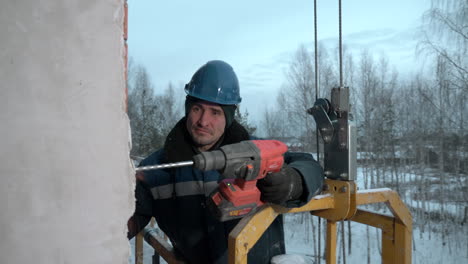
[261,0,466,260]
[264,0,466,176]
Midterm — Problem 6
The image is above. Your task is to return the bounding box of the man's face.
[186,101,226,151]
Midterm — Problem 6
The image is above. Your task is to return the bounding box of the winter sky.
[128,0,431,124]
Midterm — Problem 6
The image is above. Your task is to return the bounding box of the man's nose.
[197,110,210,126]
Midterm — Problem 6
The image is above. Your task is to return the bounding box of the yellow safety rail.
[136,179,412,264]
[229,179,412,264]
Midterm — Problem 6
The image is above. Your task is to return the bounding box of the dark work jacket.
[133,118,324,264]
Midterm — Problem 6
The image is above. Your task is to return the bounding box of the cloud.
[236,27,425,123]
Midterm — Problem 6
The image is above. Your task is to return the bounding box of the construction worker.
[127,60,324,264]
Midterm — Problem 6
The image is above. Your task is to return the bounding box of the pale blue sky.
[128,0,430,123]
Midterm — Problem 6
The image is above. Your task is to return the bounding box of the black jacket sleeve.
[283,152,324,208]
[128,180,153,239]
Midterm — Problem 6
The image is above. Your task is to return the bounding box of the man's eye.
[192,107,200,112]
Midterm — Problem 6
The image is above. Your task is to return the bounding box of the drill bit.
[135,160,194,172]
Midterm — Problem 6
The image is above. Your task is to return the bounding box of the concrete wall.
[0,1,134,263]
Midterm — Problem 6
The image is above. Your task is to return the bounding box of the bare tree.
[419,0,467,176]
[128,63,162,157]
[318,42,337,98]
[419,0,467,82]
[158,82,183,137]
[356,49,379,188]
[417,1,468,224]
[275,88,297,139]
[284,44,316,151]
[262,107,282,139]
[235,106,257,135]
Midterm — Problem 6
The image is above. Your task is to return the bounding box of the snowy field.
[129,166,468,264]
[283,213,467,264]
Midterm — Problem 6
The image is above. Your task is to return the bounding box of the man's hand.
[127,216,138,239]
[136,171,145,181]
[257,166,303,204]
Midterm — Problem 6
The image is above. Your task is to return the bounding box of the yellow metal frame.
[136,179,412,264]
[228,179,412,264]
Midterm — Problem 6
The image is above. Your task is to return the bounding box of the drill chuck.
[193,150,226,171]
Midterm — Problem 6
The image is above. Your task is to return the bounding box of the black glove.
[257,166,304,204]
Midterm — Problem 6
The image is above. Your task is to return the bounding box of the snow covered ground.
[283,213,467,264]
[129,166,468,263]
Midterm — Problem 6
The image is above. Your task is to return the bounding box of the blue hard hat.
[185,60,242,105]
